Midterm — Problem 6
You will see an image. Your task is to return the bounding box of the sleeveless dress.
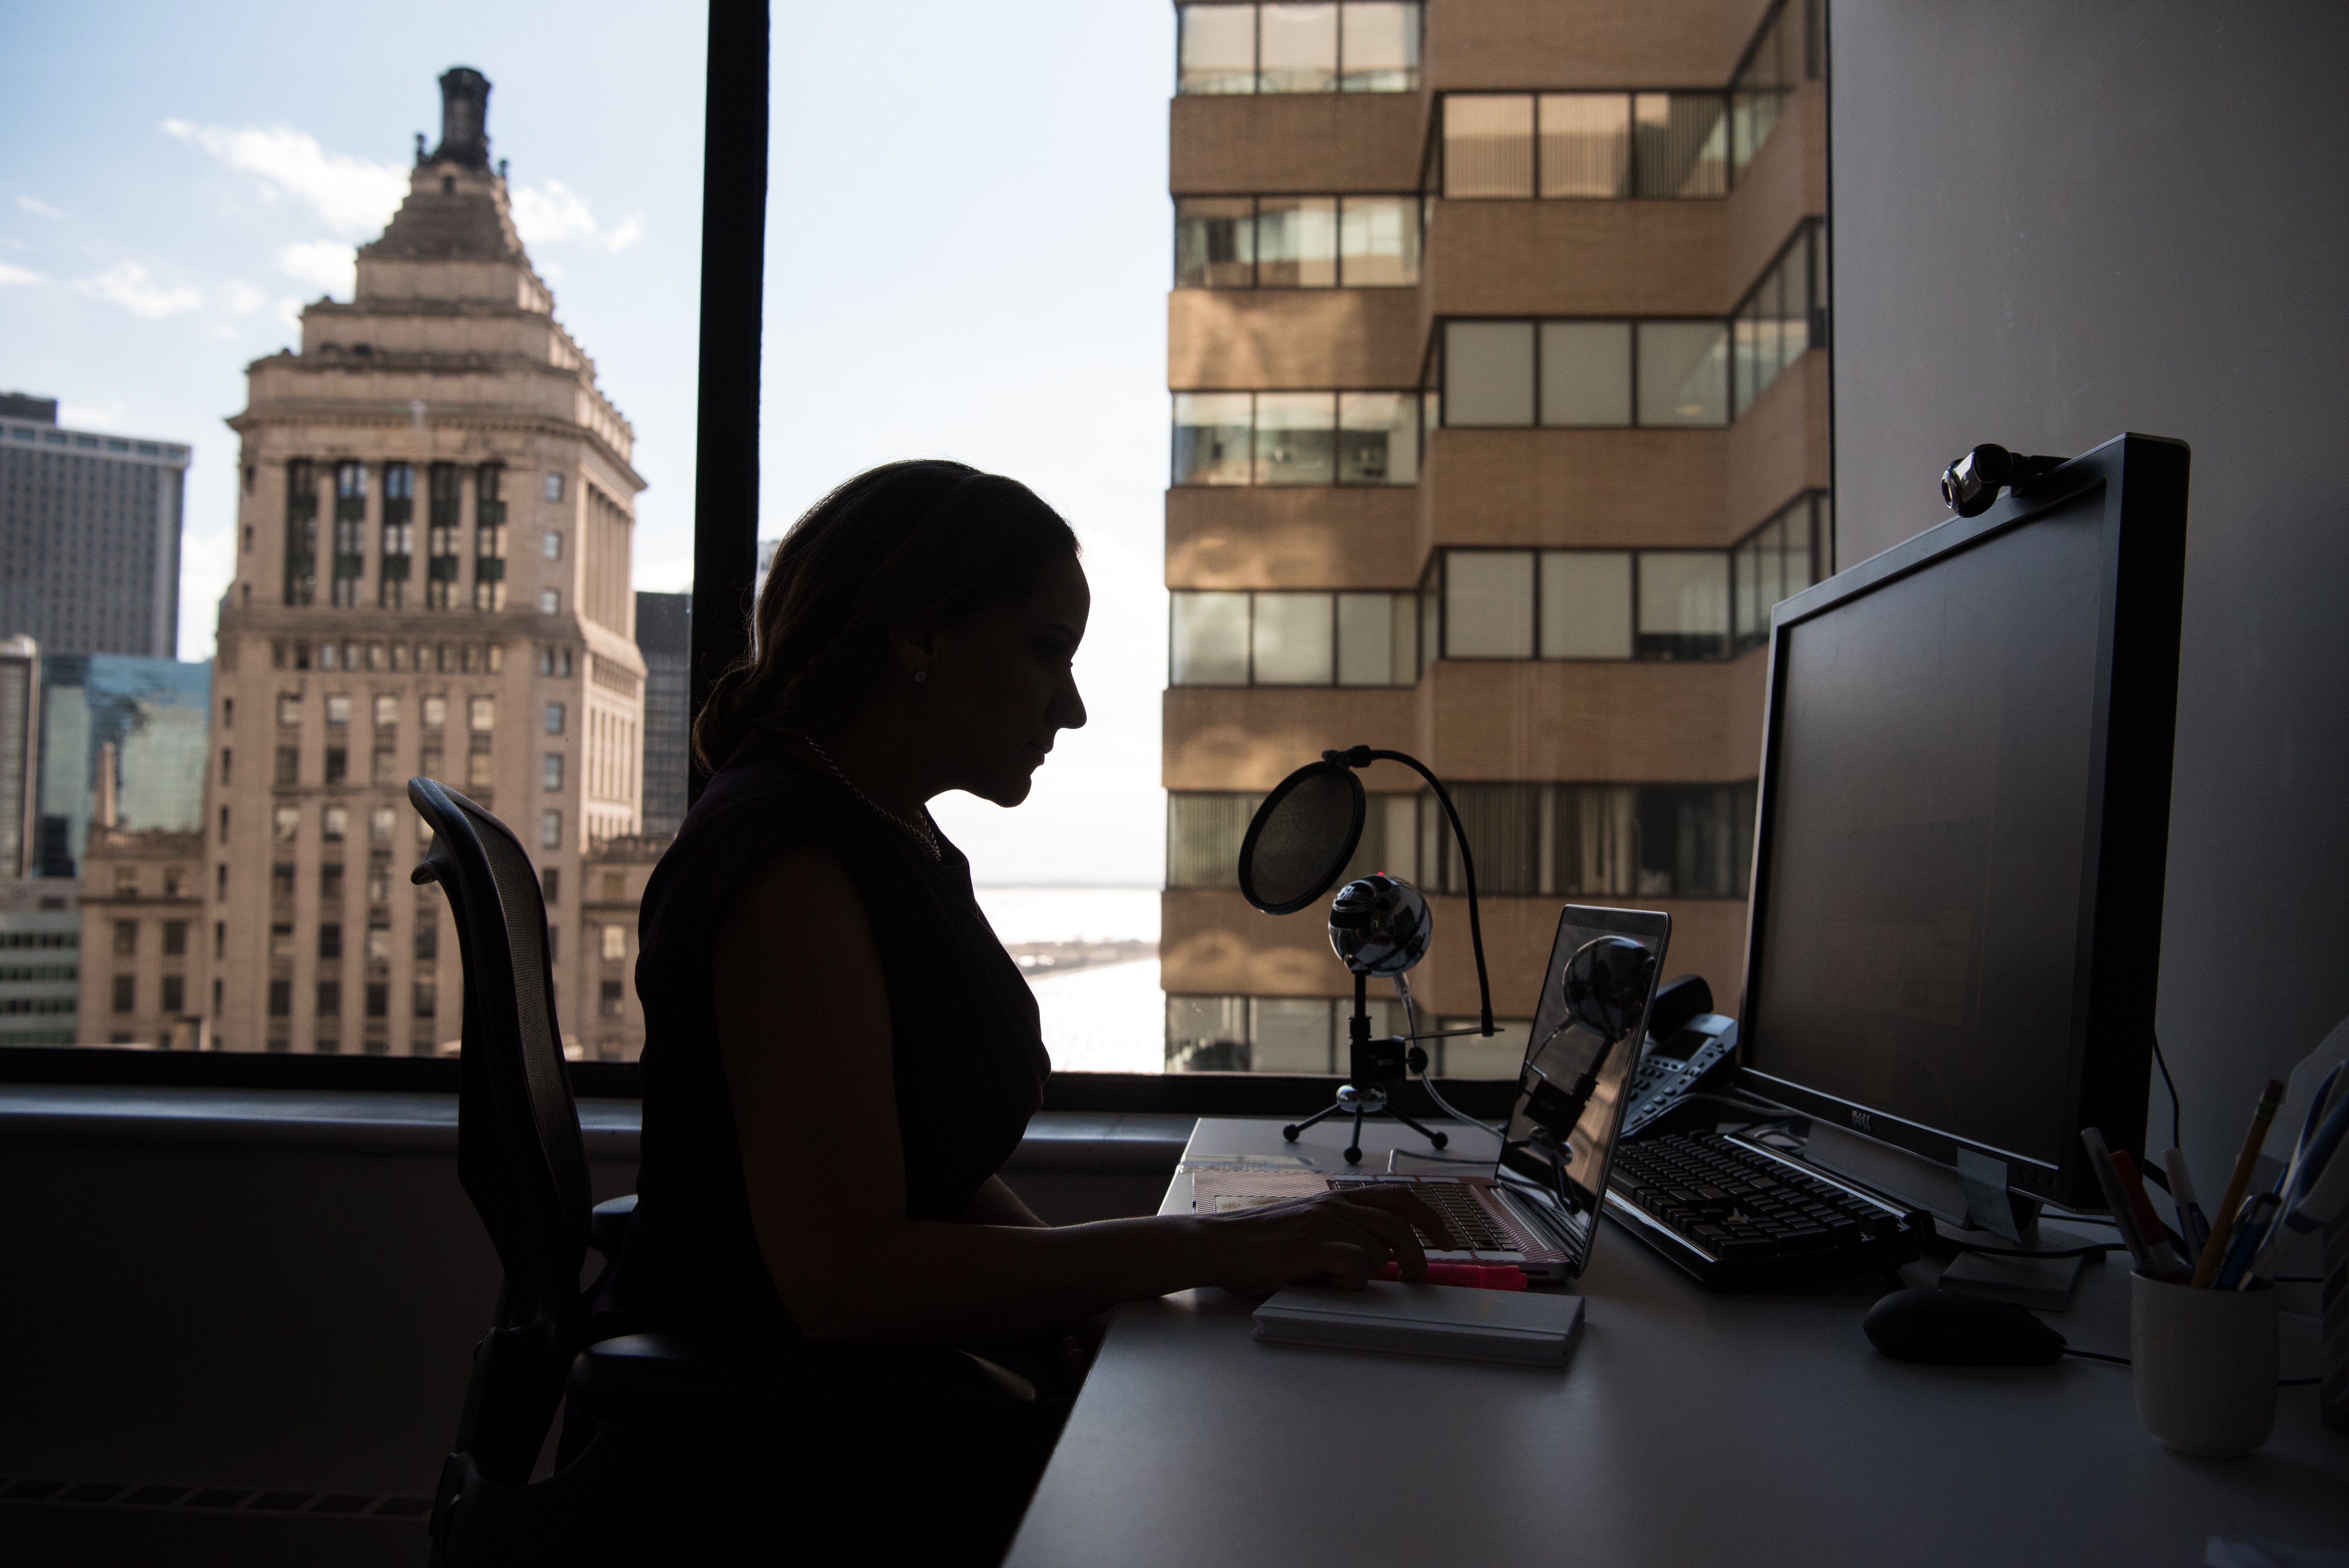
[610,727,1051,1339]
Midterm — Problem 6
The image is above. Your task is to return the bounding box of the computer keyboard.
[1606,1131,1923,1290]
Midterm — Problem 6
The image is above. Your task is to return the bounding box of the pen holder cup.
[2129,1272,2277,1458]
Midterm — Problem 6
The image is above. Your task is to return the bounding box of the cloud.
[511,180,644,252]
[18,195,62,218]
[218,280,268,315]
[59,401,123,429]
[276,239,355,298]
[276,296,303,330]
[76,261,203,319]
[161,119,406,238]
[0,262,43,287]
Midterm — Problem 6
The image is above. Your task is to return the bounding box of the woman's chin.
[970,771,1037,809]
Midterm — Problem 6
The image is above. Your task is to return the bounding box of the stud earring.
[914,670,928,684]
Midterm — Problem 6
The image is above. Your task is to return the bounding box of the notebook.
[1252,1279,1586,1368]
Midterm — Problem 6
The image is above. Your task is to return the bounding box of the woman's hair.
[690,459,1080,772]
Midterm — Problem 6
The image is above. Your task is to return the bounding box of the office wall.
[1829,4,2349,1189]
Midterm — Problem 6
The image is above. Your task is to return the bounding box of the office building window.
[545,701,566,735]
[317,980,341,1018]
[1730,0,1824,176]
[1173,391,1419,485]
[371,693,397,728]
[1438,319,1730,428]
[372,749,398,786]
[1170,591,1416,687]
[601,923,627,961]
[1421,781,1758,902]
[331,461,367,607]
[467,750,495,789]
[324,747,348,784]
[162,920,188,957]
[599,978,625,1019]
[538,646,575,678]
[319,922,342,960]
[541,810,562,851]
[276,692,303,728]
[544,753,565,791]
[1731,492,1830,649]
[422,694,448,729]
[1166,994,1413,1074]
[1175,196,1420,289]
[1733,221,1825,414]
[369,806,396,847]
[325,694,351,727]
[381,461,414,607]
[1442,92,1728,200]
[160,974,184,1014]
[540,588,561,615]
[283,458,318,606]
[1176,3,1419,95]
[413,980,437,1019]
[112,919,137,958]
[322,805,348,842]
[268,979,291,1017]
[469,697,496,732]
[543,530,563,561]
[427,462,462,609]
[544,472,565,502]
[272,805,299,842]
[414,922,438,962]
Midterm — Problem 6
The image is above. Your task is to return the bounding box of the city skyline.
[1,2,1176,889]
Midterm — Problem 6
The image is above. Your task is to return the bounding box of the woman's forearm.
[774,1212,1207,1342]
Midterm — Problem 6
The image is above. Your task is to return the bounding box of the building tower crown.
[426,67,492,169]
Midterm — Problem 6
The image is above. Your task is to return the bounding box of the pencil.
[2190,1078,2285,1288]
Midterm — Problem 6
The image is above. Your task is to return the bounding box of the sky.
[0,0,1175,886]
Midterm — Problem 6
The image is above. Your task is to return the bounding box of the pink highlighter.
[1371,1261,1528,1291]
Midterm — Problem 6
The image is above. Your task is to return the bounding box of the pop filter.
[1237,759,1365,916]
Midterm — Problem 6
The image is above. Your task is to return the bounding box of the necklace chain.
[803,738,941,861]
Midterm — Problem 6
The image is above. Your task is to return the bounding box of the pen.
[2080,1128,2158,1276]
[2215,1192,2280,1290]
[2109,1149,2189,1279]
[2160,1147,2210,1257]
[2191,1079,2285,1288]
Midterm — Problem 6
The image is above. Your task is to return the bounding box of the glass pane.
[1443,321,1535,426]
[1252,593,1335,684]
[1175,197,1256,287]
[1171,592,1251,684]
[1167,995,1251,1072]
[1540,551,1633,658]
[1443,95,1535,199]
[1255,197,1338,287]
[1538,94,1631,198]
[1179,4,1258,95]
[1636,321,1728,426]
[1337,196,1418,286]
[1444,551,1535,658]
[1251,997,1333,1071]
[1633,93,1729,198]
[1258,3,1338,93]
[1785,498,1815,593]
[1445,782,1543,895]
[1336,592,1396,685]
[1167,793,1262,887]
[1636,783,1753,898]
[1173,392,1254,485]
[1441,1017,1533,1079]
[1339,2,1420,91]
[1253,392,1337,484]
[1555,783,1637,896]
[1539,321,1632,426]
[1635,552,1731,659]
[1732,533,1764,644]
[1337,392,1417,484]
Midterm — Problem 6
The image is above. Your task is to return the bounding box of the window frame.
[1434,89,1733,202]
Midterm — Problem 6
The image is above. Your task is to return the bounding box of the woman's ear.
[886,625,937,681]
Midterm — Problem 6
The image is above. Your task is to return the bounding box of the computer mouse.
[1862,1288,2067,1367]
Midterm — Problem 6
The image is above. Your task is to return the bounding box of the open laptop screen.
[1497,904,1671,1276]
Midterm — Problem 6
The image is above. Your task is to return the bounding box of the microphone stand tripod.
[1282,969,1453,1167]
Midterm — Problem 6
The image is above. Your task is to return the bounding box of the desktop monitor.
[1735,433,2190,1219]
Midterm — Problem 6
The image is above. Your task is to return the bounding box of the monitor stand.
[1800,1121,2096,1310]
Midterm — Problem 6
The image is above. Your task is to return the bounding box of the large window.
[331,461,367,608]
[1173,391,1420,485]
[1176,2,1421,95]
[380,462,414,608]
[282,459,317,607]
[1170,590,1417,686]
[1174,196,1420,288]
[1424,514,1826,666]
[1424,782,1758,901]
[1442,93,1730,200]
[1439,320,1730,429]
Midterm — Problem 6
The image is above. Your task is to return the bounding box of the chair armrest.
[590,1194,637,1260]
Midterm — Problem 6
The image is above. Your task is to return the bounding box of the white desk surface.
[1006,1116,2347,1568]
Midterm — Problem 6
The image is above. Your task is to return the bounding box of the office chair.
[410,779,1044,1566]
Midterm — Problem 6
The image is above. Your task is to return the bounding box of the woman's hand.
[1192,1187,1460,1296]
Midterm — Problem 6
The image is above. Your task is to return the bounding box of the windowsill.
[0,1083,1195,1169]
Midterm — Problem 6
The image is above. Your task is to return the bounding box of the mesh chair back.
[409,777,592,1481]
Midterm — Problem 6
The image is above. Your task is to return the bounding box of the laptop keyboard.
[1406,1182,1518,1252]
[1608,1133,1907,1263]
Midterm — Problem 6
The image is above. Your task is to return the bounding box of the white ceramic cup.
[2130,1272,2277,1458]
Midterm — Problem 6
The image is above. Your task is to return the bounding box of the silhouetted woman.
[614,460,1444,1561]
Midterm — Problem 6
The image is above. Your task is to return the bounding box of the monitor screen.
[1744,480,2148,1184]
[1500,904,1670,1274]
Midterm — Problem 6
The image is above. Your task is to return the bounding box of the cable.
[2151,1030,2182,1153]
[2064,1348,2130,1365]
[1948,1238,2128,1260]
[1395,973,1506,1139]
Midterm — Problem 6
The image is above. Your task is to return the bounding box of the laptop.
[1198,905,1670,1283]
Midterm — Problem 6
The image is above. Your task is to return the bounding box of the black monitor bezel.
[1734,433,2190,1213]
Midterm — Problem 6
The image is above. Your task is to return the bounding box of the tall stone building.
[1161,0,1827,1073]
[205,68,646,1055]
[0,392,192,660]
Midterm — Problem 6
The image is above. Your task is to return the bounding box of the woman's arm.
[713,843,1452,1343]
[964,1175,1048,1228]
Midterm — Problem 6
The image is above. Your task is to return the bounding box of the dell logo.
[1850,1110,1872,1132]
